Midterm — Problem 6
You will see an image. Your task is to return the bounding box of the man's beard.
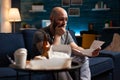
[52,20,67,30]
[52,20,58,30]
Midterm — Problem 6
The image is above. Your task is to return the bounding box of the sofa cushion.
[89,57,114,77]
[100,50,120,80]
[0,67,54,80]
[0,67,28,78]
[21,30,37,59]
[0,33,25,67]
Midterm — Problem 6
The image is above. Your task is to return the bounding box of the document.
[81,40,105,56]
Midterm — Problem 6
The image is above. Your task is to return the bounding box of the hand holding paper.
[81,40,105,57]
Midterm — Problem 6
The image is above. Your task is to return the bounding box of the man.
[32,7,100,80]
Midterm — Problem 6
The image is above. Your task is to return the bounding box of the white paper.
[81,40,105,56]
[90,40,105,49]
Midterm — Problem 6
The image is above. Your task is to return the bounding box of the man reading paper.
[32,7,101,80]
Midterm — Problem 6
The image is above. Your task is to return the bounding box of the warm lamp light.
[9,8,21,33]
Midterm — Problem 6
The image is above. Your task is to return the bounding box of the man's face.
[52,16,68,30]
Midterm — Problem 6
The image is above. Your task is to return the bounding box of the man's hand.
[92,48,101,57]
[53,25,66,45]
[55,24,66,36]
[72,47,101,57]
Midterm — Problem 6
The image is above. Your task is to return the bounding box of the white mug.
[14,48,27,69]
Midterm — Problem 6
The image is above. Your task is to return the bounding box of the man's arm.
[70,42,100,57]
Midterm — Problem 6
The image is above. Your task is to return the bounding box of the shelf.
[103,27,120,29]
[20,28,37,30]
[29,10,46,12]
[92,8,110,11]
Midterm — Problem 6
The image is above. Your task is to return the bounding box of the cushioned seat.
[89,57,114,77]
[0,67,54,80]
[21,30,36,59]
[0,33,25,67]
[0,67,29,80]
[100,50,120,80]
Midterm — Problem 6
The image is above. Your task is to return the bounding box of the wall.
[0,0,11,33]
[0,1,1,31]
[14,0,120,35]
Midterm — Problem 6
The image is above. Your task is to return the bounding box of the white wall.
[0,0,11,33]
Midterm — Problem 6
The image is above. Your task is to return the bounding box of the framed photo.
[68,8,80,17]
[62,0,70,7]
[71,0,82,5]
[41,20,51,28]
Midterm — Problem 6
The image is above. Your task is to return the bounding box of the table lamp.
[9,8,21,33]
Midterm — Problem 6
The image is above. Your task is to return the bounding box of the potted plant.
[32,2,44,11]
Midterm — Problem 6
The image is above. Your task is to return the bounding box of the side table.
[10,61,82,80]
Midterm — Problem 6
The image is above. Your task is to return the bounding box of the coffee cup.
[14,48,27,68]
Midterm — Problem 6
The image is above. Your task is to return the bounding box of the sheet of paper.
[90,40,105,49]
[81,40,105,56]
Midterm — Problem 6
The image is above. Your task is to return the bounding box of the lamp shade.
[9,8,21,22]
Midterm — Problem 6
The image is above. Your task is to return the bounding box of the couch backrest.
[21,30,37,59]
[0,33,25,67]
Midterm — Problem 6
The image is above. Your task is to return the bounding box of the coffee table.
[10,61,82,80]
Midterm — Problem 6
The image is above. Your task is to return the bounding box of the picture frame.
[68,8,80,17]
[41,20,51,28]
[62,0,70,7]
[71,0,82,5]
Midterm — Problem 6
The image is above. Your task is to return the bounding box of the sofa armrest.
[100,50,120,60]
[100,50,120,80]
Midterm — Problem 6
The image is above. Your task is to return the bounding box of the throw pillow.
[104,33,120,52]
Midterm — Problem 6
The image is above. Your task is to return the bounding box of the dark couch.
[0,32,54,80]
[0,29,115,80]
[99,28,120,80]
